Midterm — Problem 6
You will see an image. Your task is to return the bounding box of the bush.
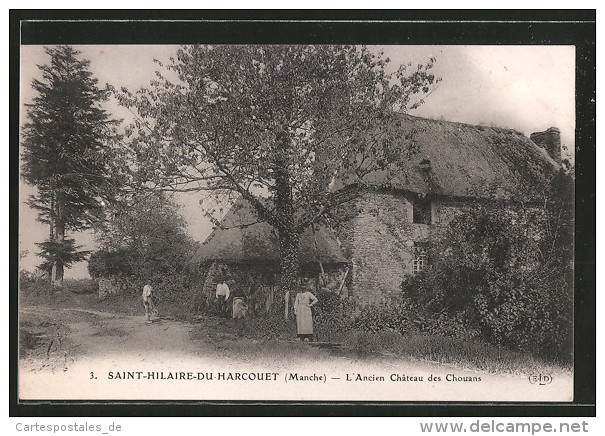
[351,299,416,334]
[401,191,573,364]
[19,270,50,296]
[64,278,98,294]
[343,330,381,356]
[313,290,356,342]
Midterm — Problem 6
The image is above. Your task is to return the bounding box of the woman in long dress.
[294,289,319,341]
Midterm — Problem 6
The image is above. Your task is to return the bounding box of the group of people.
[141,280,319,341]
[215,279,248,319]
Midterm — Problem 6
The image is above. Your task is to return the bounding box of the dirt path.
[18,305,574,402]
[20,306,210,370]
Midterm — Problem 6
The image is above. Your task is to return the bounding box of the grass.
[350,330,567,375]
[188,312,565,375]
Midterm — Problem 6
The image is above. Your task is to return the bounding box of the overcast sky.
[19,44,576,278]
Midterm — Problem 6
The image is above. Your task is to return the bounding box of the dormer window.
[413,197,432,224]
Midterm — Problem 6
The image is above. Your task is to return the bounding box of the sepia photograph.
[14,14,591,410]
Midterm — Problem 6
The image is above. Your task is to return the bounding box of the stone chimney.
[530,127,561,163]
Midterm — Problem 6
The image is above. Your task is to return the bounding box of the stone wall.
[341,191,430,306]
[98,277,121,299]
[339,191,546,306]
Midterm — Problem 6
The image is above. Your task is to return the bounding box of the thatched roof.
[194,115,558,265]
[365,115,559,200]
[192,200,347,266]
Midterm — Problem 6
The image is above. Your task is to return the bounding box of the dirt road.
[18,305,573,402]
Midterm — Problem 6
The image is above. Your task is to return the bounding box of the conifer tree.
[21,46,118,286]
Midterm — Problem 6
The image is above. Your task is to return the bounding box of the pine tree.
[21,46,118,287]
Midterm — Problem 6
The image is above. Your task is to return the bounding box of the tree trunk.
[274,130,300,298]
[278,227,300,298]
[51,223,65,288]
[51,194,65,288]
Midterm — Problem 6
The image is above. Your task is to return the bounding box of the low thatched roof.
[364,115,559,200]
[192,200,347,266]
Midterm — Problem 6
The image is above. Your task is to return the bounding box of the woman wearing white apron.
[294,289,318,341]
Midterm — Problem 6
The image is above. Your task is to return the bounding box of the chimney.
[530,127,561,163]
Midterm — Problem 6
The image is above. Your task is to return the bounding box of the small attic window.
[413,197,432,224]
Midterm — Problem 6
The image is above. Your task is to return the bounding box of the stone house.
[193,114,562,306]
[337,115,562,305]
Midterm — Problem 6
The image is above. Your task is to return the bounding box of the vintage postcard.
[17,29,582,404]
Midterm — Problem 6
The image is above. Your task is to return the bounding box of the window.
[413,197,432,224]
[413,242,428,273]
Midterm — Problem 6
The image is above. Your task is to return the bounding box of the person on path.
[142,282,156,323]
[294,287,318,341]
[231,284,248,319]
[215,279,231,317]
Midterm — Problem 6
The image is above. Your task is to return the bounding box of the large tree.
[21,46,119,286]
[116,45,438,295]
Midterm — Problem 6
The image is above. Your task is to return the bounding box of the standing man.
[142,282,155,324]
[215,279,231,317]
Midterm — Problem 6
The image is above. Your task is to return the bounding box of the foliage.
[36,238,89,275]
[20,272,98,303]
[89,191,197,283]
[114,45,439,295]
[312,290,356,341]
[343,330,381,357]
[87,249,133,279]
[21,45,120,285]
[88,191,199,316]
[402,170,574,363]
[19,270,51,296]
[187,288,556,373]
[351,300,416,334]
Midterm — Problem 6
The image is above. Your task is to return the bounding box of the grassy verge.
[343,330,570,375]
[19,276,195,320]
[188,311,567,375]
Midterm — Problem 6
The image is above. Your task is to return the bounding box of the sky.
[19,44,576,278]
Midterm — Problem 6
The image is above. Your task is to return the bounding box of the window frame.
[412,242,428,274]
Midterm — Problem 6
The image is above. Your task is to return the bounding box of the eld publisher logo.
[529,373,553,385]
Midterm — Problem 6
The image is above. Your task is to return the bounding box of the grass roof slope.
[366,115,559,200]
[192,199,347,265]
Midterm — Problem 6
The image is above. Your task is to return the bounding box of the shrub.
[313,290,356,342]
[64,278,98,294]
[401,183,573,364]
[19,270,51,296]
[351,299,416,334]
[343,330,381,356]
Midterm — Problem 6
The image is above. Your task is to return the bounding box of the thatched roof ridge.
[365,114,559,200]
[192,199,347,266]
